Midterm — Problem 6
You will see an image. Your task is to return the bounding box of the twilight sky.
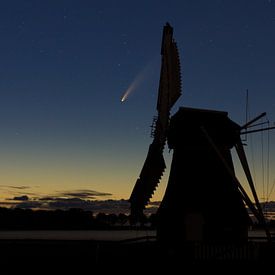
[0,0,275,210]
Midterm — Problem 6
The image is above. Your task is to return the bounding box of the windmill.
[129,23,274,246]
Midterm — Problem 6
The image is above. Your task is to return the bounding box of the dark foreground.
[1,238,275,273]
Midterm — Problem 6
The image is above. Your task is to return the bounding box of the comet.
[120,62,153,102]
[120,79,139,102]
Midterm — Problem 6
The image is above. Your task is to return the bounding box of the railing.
[191,242,260,261]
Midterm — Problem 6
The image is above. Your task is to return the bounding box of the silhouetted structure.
[129,22,181,221]
[129,23,272,248]
[157,107,250,244]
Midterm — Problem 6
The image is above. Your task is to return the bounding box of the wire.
[261,119,265,204]
[266,120,270,202]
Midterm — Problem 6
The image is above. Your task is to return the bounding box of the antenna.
[240,91,275,134]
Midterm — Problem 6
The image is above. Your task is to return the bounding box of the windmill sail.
[129,23,182,220]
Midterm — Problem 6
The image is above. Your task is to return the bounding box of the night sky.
[0,0,275,210]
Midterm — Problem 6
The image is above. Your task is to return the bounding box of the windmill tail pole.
[200,126,272,242]
[235,139,272,242]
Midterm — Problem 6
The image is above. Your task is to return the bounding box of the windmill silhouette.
[129,23,181,221]
[129,23,273,247]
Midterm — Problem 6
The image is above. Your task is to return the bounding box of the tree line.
[0,207,157,230]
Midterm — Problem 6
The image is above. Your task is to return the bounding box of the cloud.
[10,197,130,214]
[46,198,131,214]
[6,197,160,215]
[1,185,31,190]
[12,195,29,201]
[47,198,91,210]
[0,188,129,213]
[59,189,112,199]
[0,187,159,214]
[0,185,37,197]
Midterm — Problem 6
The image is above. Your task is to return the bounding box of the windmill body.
[157,107,251,245]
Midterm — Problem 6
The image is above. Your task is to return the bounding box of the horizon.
[1,196,275,221]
